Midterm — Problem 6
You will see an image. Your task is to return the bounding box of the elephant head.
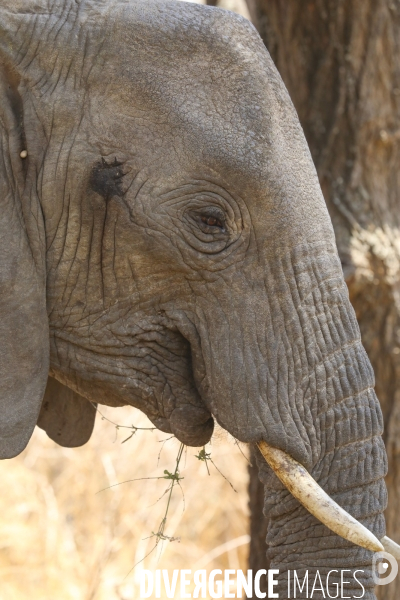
[0,0,388,596]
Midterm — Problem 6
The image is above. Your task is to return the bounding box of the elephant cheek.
[169,405,214,447]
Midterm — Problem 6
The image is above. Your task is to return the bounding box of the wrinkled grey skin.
[0,0,387,596]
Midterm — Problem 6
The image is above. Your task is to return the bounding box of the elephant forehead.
[88,3,325,211]
[2,0,307,177]
[98,2,293,155]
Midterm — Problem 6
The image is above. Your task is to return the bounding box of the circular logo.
[372,552,398,585]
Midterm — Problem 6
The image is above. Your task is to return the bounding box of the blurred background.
[0,407,249,600]
[177,0,250,19]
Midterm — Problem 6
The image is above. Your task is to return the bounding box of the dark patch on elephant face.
[90,157,125,200]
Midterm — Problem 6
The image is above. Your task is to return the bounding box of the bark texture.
[248,446,269,596]
[246,1,400,598]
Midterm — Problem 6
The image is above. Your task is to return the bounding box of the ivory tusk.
[257,440,384,553]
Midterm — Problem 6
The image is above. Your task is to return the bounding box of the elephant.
[0,0,390,596]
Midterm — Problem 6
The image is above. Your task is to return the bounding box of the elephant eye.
[201,215,224,229]
[187,207,227,235]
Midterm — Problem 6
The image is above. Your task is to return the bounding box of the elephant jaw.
[257,441,400,559]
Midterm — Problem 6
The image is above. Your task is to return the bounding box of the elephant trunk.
[181,242,388,597]
[256,368,387,598]
[260,450,385,598]
[252,248,388,598]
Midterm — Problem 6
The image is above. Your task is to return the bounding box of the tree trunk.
[246,1,400,598]
[248,446,269,597]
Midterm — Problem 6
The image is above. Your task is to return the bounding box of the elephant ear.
[37,378,97,448]
[0,63,49,458]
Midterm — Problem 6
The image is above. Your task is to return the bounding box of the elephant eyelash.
[90,157,126,201]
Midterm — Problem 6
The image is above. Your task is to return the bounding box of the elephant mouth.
[150,404,214,448]
[169,405,214,447]
[257,441,400,559]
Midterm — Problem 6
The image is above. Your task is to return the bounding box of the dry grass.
[0,406,250,600]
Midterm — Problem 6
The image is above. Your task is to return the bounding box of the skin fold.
[0,1,387,596]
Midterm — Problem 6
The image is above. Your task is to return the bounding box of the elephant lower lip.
[169,406,214,447]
